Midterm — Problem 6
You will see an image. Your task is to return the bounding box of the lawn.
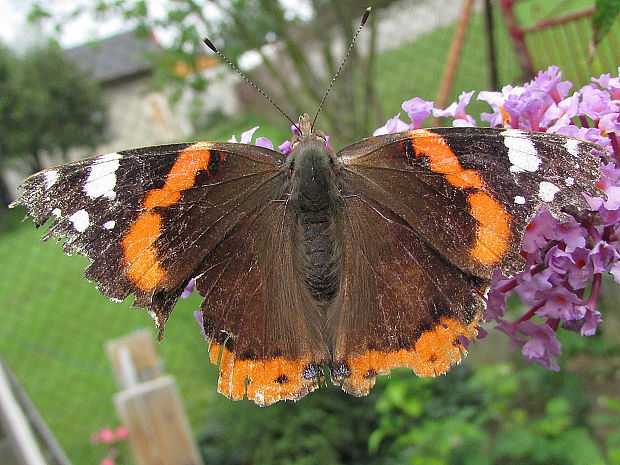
[0,3,604,463]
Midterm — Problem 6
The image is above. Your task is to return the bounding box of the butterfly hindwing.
[328,194,485,395]
[194,200,330,406]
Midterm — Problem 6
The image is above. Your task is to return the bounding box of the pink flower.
[99,428,115,444]
[593,68,620,99]
[278,140,292,155]
[229,126,259,143]
[432,91,476,126]
[519,321,562,371]
[115,426,128,440]
[256,137,274,150]
[402,97,434,128]
[373,113,411,135]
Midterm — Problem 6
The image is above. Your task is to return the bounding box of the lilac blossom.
[477,67,619,371]
[373,113,411,135]
[518,321,562,371]
[432,91,476,126]
[402,97,434,128]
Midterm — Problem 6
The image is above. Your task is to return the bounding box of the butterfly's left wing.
[328,127,602,395]
[11,142,286,332]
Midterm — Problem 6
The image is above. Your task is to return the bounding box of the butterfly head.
[284,114,341,202]
[292,113,328,147]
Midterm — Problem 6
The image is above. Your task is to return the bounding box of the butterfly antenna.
[311,7,372,130]
[202,37,299,131]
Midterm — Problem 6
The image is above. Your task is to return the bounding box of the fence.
[501,0,620,86]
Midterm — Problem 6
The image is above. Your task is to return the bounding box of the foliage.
[0,44,21,167]
[198,385,393,465]
[196,339,620,465]
[592,0,620,51]
[370,355,615,465]
[18,44,104,171]
[0,42,106,173]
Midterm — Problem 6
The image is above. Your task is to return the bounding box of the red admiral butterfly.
[11,113,601,405]
[9,7,603,406]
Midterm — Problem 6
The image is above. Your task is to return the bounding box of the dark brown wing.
[329,127,601,395]
[194,200,330,406]
[11,142,286,331]
[338,127,601,279]
[327,195,484,396]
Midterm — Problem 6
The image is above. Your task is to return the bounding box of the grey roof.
[64,30,160,84]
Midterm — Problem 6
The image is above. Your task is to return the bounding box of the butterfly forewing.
[339,127,602,279]
[12,142,284,326]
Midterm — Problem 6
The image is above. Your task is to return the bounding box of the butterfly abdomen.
[290,141,343,303]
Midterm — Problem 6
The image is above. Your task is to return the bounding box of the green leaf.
[591,0,620,52]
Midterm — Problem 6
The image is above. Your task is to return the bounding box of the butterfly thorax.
[287,128,343,304]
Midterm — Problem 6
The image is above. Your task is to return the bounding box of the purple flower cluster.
[374,66,619,371]
[194,66,619,372]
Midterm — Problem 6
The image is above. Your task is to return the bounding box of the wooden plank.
[106,329,163,388]
[0,359,48,465]
[114,376,204,465]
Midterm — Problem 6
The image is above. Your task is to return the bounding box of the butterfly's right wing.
[12,142,286,327]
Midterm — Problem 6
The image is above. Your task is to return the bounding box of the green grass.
[0,208,219,462]
[0,5,593,463]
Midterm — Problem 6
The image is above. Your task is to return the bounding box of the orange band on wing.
[209,343,318,406]
[122,143,216,290]
[341,317,479,396]
[468,191,511,264]
[121,212,166,290]
[408,130,511,265]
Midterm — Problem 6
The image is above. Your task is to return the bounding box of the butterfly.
[11,111,601,405]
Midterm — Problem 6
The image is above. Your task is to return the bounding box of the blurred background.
[0,0,619,464]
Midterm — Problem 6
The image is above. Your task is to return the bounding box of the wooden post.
[114,376,204,465]
[434,0,476,126]
[106,329,163,388]
[106,331,204,465]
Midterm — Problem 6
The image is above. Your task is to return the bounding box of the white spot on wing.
[565,177,575,186]
[69,209,90,232]
[84,152,121,200]
[502,130,542,173]
[52,208,62,217]
[538,181,560,202]
[514,195,526,204]
[44,170,58,189]
[103,220,116,230]
[565,139,580,157]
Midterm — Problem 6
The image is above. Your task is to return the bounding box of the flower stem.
[578,115,590,127]
[516,301,545,324]
[585,273,602,309]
